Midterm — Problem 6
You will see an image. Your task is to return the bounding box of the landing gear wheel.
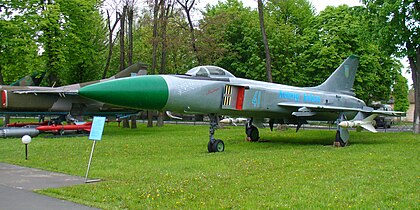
[335,131,347,147]
[208,140,224,152]
[207,114,225,153]
[246,125,259,142]
[207,141,213,153]
[213,140,225,152]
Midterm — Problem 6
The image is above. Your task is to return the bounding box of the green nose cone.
[79,75,169,110]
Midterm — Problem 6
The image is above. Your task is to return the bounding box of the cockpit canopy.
[185,66,236,78]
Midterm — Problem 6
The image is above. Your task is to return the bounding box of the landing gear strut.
[335,130,347,147]
[335,113,349,147]
[208,114,225,153]
[246,118,259,142]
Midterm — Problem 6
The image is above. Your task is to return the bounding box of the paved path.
[0,162,99,210]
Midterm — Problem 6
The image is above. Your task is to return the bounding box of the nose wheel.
[208,114,225,153]
[208,139,225,152]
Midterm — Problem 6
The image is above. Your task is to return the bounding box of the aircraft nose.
[79,75,169,110]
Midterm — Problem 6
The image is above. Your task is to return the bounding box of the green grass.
[0,123,419,209]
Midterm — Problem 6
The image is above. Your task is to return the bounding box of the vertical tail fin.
[313,55,359,95]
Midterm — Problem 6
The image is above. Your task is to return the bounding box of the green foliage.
[48,0,106,85]
[0,124,418,209]
[40,3,67,86]
[362,0,419,133]
[362,0,419,58]
[0,0,44,84]
[1,0,407,106]
[393,74,410,112]
[198,0,316,84]
[198,0,262,78]
[198,2,400,103]
[1,0,106,86]
[301,5,400,102]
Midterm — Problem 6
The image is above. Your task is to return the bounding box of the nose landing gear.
[208,114,225,152]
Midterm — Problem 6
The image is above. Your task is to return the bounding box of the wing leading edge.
[277,102,404,116]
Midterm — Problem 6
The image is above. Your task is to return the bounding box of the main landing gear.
[246,118,260,142]
[335,113,349,147]
[335,131,347,147]
[208,114,225,153]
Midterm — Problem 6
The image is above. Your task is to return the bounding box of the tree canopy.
[0,0,411,111]
[362,0,419,133]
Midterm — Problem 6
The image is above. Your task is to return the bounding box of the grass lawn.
[0,123,418,209]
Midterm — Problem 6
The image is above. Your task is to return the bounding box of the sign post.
[85,116,106,183]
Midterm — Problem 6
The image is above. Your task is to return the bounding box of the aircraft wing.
[277,102,404,116]
[12,89,79,96]
[371,110,405,116]
[277,102,365,112]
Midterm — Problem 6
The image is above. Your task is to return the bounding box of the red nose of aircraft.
[79,75,169,110]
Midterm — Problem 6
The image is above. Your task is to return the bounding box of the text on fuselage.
[278,91,321,103]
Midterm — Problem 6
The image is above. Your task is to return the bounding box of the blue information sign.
[89,116,106,141]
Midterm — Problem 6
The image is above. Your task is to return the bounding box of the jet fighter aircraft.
[78,55,402,152]
[0,62,146,118]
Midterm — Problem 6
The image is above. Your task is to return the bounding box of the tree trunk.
[156,111,165,127]
[257,0,272,83]
[120,6,126,71]
[155,1,173,127]
[103,11,121,79]
[122,118,130,128]
[408,48,419,134]
[147,111,154,127]
[127,6,133,67]
[151,0,159,75]
[130,115,137,129]
[159,0,171,74]
[120,6,129,128]
[148,0,160,128]
[127,6,137,129]
[176,0,200,64]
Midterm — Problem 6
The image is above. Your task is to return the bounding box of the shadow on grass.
[259,136,334,146]
[254,130,392,147]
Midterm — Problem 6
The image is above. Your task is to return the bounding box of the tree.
[156,0,174,127]
[120,5,126,72]
[362,0,419,133]
[257,0,272,82]
[199,0,264,79]
[103,10,121,79]
[301,5,400,103]
[126,1,137,129]
[0,1,43,85]
[393,74,410,112]
[40,1,67,86]
[176,0,200,64]
[57,0,106,85]
[2,0,106,87]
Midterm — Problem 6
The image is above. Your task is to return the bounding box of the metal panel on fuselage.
[163,76,226,113]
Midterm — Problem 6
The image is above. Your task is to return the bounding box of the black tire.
[335,131,346,147]
[208,141,214,152]
[246,125,259,142]
[212,139,225,152]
